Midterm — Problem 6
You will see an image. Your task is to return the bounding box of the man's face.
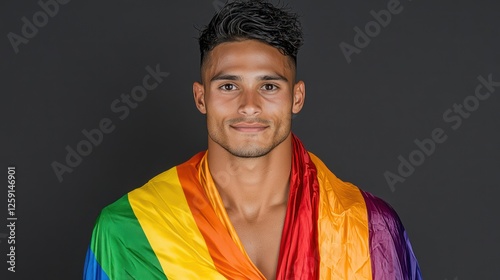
[193,39,305,158]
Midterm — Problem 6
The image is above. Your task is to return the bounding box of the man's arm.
[82,195,166,280]
[361,191,423,280]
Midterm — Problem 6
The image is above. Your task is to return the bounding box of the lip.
[230,122,269,133]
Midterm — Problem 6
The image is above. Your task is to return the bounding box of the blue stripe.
[83,246,110,280]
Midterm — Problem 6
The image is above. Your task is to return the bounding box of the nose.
[238,89,262,116]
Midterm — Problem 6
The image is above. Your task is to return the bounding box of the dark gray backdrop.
[1,0,499,279]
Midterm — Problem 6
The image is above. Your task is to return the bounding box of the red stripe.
[276,134,320,279]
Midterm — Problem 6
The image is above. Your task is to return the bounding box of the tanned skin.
[193,39,306,279]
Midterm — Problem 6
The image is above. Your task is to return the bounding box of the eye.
[219,83,237,91]
[261,84,279,91]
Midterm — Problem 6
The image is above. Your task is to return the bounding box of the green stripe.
[90,195,167,279]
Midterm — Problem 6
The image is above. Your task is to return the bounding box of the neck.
[207,134,292,220]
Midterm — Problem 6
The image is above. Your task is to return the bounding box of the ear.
[193,82,207,114]
[292,80,305,114]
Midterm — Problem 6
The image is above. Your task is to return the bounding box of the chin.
[209,126,291,158]
[225,145,273,158]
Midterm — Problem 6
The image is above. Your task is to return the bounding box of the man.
[84,1,422,279]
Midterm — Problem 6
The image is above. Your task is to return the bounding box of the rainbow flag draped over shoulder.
[84,135,422,279]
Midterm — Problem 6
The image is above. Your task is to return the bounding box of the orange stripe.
[177,152,265,279]
[128,166,226,279]
[198,152,266,277]
[309,152,372,279]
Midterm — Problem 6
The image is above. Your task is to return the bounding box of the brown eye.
[262,84,278,91]
[220,84,236,91]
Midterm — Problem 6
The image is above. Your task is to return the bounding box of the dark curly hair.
[198,0,303,69]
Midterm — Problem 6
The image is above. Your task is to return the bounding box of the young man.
[84,1,422,279]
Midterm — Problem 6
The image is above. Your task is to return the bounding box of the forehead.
[202,40,294,80]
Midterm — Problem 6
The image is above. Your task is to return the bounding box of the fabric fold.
[83,134,422,279]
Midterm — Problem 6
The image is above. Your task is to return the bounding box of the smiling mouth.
[230,122,269,133]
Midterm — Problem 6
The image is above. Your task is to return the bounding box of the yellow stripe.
[128,167,226,279]
[309,152,372,279]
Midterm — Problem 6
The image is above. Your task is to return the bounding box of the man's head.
[193,0,305,158]
[198,0,303,78]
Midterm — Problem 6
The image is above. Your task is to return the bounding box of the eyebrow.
[210,73,288,82]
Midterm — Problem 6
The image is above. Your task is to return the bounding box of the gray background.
[1,0,499,279]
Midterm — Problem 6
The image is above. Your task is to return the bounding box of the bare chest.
[229,207,287,279]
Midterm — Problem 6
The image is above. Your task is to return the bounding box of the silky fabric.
[83,134,422,279]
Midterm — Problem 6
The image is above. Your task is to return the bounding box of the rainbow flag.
[84,135,422,279]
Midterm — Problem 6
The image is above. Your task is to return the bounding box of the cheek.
[206,110,221,127]
[266,97,293,117]
[205,100,230,131]
[206,94,235,114]
[277,111,293,128]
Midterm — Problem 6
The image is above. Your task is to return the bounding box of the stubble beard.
[208,118,290,158]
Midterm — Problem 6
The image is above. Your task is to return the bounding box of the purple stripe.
[361,191,422,280]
